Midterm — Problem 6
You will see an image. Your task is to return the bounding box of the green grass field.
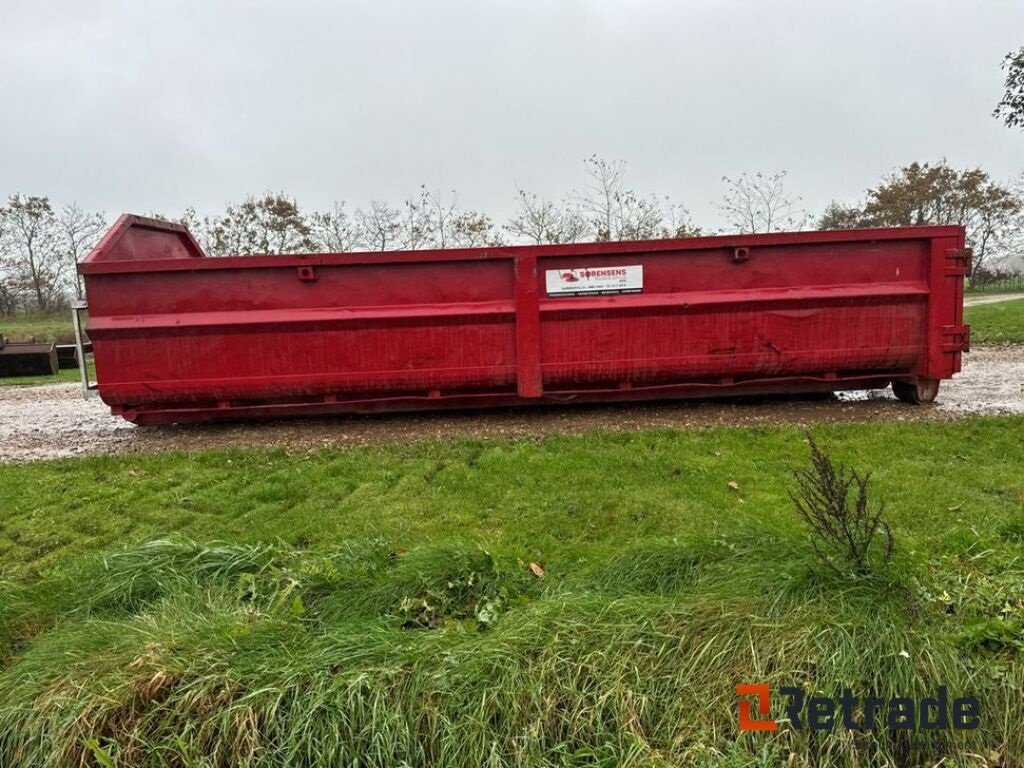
[967,298,1024,345]
[0,366,86,387]
[1,419,1022,766]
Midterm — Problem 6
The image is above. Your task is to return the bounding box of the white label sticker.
[545,265,643,297]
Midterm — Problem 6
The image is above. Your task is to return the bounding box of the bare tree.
[615,192,665,241]
[505,188,589,245]
[573,155,696,241]
[424,188,459,248]
[717,171,808,233]
[361,188,500,250]
[309,202,362,253]
[0,272,20,316]
[0,195,67,313]
[574,155,669,241]
[659,200,702,239]
[397,187,436,250]
[357,200,402,251]
[56,203,106,298]
[0,213,22,315]
[576,155,628,241]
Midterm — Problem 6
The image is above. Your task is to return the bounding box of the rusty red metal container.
[79,215,970,424]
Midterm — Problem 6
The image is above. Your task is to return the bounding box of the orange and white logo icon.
[736,684,779,732]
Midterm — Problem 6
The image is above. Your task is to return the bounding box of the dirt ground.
[1,346,1022,462]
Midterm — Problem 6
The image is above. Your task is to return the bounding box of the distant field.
[0,419,1022,766]
[966,275,1024,294]
[0,313,77,343]
[0,314,87,387]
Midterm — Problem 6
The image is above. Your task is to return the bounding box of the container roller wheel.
[892,379,940,405]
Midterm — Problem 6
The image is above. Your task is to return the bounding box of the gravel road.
[963,292,1024,306]
[2,346,1022,462]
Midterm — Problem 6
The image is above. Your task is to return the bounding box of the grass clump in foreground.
[0,418,1023,766]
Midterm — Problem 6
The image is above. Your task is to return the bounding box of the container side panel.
[85,261,513,316]
[917,235,969,380]
[88,260,518,406]
[537,239,928,387]
[92,320,516,404]
[539,303,923,386]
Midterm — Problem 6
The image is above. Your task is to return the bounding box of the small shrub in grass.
[956,617,1024,652]
[389,547,531,630]
[789,436,894,577]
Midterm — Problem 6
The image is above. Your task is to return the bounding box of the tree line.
[1,157,1022,317]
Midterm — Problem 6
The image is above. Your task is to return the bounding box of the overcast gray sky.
[1,0,1022,230]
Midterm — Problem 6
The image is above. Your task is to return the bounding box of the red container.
[79,216,970,424]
